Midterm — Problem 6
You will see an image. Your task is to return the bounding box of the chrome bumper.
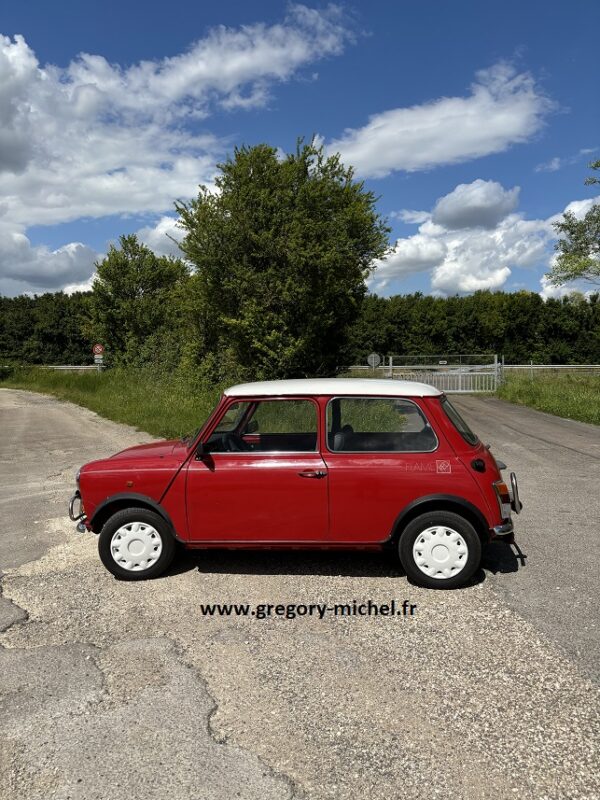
[68,490,84,521]
[493,520,514,536]
[510,471,522,514]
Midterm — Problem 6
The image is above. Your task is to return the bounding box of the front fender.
[89,492,182,540]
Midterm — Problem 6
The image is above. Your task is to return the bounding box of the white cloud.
[535,147,597,173]
[0,220,97,292]
[0,9,350,226]
[371,236,447,287]
[432,179,519,229]
[391,209,431,224]
[327,63,554,178]
[561,198,599,219]
[539,269,599,300]
[535,156,562,173]
[136,216,185,259]
[0,7,352,293]
[374,180,600,295]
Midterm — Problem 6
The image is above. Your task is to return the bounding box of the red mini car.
[69,379,521,589]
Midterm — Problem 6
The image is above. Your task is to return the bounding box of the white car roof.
[225,378,442,398]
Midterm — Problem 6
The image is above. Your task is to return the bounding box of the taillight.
[493,480,512,519]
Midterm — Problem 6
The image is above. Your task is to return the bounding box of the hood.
[110,439,188,461]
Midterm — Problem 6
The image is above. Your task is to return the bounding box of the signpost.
[92,343,104,372]
[367,352,381,372]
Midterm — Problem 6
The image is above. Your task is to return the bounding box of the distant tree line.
[344,290,600,365]
[1,144,599,374]
[0,292,92,365]
[2,283,599,368]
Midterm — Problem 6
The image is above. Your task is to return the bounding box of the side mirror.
[246,419,259,434]
[196,442,206,458]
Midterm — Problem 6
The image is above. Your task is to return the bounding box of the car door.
[185,397,329,542]
[322,396,446,542]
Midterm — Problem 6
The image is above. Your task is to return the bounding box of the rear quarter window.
[326,397,438,452]
[441,397,479,446]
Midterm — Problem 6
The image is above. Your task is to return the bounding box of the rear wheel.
[399,511,481,589]
[98,507,176,580]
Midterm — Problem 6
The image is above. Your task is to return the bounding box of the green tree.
[547,161,600,286]
[91,235,189,366]
[584,159,600,186]
[176,141,390,380]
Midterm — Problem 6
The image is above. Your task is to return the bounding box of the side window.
[244,399,318,452]
[326,397,437,453]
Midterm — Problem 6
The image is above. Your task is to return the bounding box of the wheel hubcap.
[110,522,163,571]
[412,525,468,579]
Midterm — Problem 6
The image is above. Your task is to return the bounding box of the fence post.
[494,354,498,390]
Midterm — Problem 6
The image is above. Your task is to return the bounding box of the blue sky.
[1,0,598,297]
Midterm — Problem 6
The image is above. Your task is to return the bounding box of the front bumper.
[68,491,90,532]
[68,490,84,521]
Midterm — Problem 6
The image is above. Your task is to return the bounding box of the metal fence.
[503,364,600,375]
[347,357,600,393]
[40,365,105,372]
[348,354,500,393]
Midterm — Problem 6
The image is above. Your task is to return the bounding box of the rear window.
[441,397,479,446]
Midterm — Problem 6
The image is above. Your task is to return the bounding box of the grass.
[0,367,223,439]
[497,372,600,426]
[2,366,598,436]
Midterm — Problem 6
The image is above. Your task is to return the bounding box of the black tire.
[398,511,482,590]
[98,507,176,581]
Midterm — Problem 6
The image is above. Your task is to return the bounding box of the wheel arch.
[389,495,490,545]
[89,493,181,540]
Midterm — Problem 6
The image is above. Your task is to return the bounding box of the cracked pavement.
[0,388,599,800]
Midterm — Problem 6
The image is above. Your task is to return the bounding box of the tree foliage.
[3,288,599,368]
[0,292,91,365]
[343,290,600,365]
[90,235,190,366]
[175,141,390,380]
[547,161,600,286]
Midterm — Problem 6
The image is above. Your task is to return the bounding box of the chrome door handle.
[298,470,327,479]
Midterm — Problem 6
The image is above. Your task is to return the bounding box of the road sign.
[367,352,381,368]
[92,343,105,355]
[94,355,104,363]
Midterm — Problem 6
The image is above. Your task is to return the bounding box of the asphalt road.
[0,388,598,800]
[452,394,600,683]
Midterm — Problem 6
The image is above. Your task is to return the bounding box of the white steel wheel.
[412,525,468,579]
[99,507,176,580]
[399,511,482,590]
[110,521,163,571]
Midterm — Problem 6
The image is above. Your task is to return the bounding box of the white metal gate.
[356,354,501,393]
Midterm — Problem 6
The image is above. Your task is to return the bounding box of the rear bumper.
[510,471,522,514]
[492,520,514,536]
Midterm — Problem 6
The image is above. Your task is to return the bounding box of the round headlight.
[76,470,81,485]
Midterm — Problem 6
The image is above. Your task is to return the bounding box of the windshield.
[180,397,225,446]
[180,426,202,446]
[441,397,479,446]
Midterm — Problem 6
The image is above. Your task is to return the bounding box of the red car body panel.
[79,440,189,525]
[79,389,509,546]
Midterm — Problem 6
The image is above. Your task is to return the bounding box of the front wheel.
[98,507,176,580]
[399,511,481,589]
